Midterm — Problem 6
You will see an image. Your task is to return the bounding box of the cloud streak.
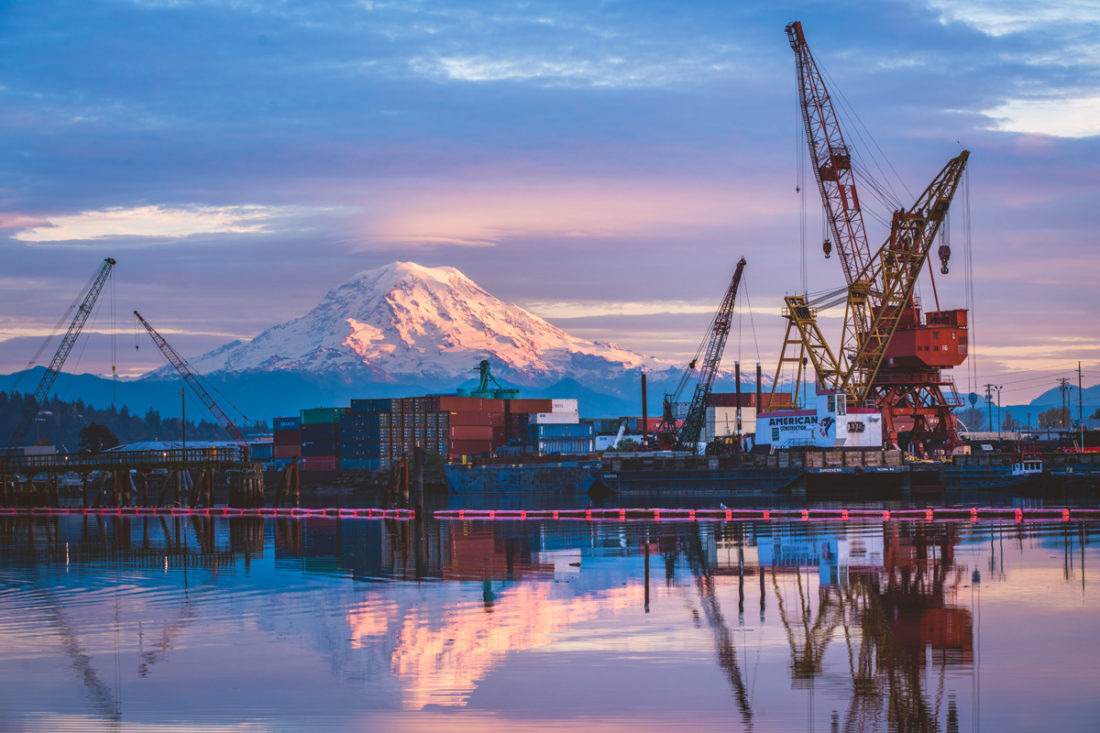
[12,205,291,243]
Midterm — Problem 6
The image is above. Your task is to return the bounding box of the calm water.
[1,514,1097,732]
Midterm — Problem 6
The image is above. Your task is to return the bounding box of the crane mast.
[664,258,746,450]
[133,310,248,447]
[9,257,116,446]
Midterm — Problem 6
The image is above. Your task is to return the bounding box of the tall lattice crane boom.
[133,310,248,447]
[844,151,969,402]
[9,257,116,446]
[786,21,872,286]
[674,257,747,448]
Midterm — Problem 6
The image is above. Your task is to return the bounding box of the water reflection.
[0,516,1096,731]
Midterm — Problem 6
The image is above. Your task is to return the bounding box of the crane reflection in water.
[2,514,1094,730]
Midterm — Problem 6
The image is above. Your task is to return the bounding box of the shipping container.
[340,412,392,429]
[339,457,381,471]
[349,398,403,414]
[402,397,428,413]
[301,422,339,436]
[528,423,594,439]
[273,444,301,459]
[481,398,505,413]
[432,395,485,412]
[507,398,553,413]
[448,439,494,457]
[536,437,594,455]
[339,426,389,443]
[301,438,338,457]
[300,407,347,425]
[448,411,510,427]
[532,411,580,425]
[273,430,301,446]
[273,416,301,431]
[450,425,494,441]
[339,442,383,457]
[551,398,579,413]
[301,455,338,472]
[250,443,274,460]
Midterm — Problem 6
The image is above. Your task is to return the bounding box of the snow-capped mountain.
[155,262,672,385]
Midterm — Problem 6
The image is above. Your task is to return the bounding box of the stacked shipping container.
[300,407,345,472]
[273,416,302,460]
[289,394,590,471]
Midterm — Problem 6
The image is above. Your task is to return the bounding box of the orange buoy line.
[0,506,415,519]
[2,507,1097,522]
[433,507,1100,522]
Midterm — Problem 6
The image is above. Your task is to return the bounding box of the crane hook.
[822,239,832,259]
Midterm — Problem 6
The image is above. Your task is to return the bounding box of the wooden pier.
[0,447,293,509]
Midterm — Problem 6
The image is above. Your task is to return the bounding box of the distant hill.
[0,389,270,451]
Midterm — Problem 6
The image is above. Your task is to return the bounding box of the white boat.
[1010,458,1043,477]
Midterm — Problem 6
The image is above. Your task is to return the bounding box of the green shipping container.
[301,407,348,425]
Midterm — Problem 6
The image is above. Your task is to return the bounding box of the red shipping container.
[273,430,301,446]
[273,444,301,459]
[301,455,337,471]
[436,395,484,412]
[450,425,494,441]
[508,398,552,413]
[449,439,493,456]
[448,411,490,427]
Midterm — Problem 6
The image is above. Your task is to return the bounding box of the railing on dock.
[0,446,250,472]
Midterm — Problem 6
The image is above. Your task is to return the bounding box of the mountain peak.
[344,261,475,293]
[157,261,671,385]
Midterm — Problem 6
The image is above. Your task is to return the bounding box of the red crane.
[133,310,248,447]
[787,21,872,286]
[780,21,969,451]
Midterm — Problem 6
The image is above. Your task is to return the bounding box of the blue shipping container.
[528,423,593,440]
[350,398,402,414]
[340,457,381,471]
[250,443,274,460]
[340,412,392,429]
[537,437,594,455]
[273,416,301,431]
[301,423,339,440]
[302,439,338,457]
[339,442,383,457]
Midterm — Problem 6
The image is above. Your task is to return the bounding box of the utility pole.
[1058,377,1071,429]
[1079,362,1085,453]
[984,384,995,435]
[180,387,186,452]
[995,385,1004,440]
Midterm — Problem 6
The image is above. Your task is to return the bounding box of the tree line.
[0,391,270,452]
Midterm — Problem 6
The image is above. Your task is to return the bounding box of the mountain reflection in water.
[0,515,1096,732]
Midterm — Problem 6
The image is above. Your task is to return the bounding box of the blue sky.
[1,0,1097,404]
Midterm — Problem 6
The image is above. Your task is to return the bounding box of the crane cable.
[795,70,807,297]
[963,164,977,396]
[10,267,100,396]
